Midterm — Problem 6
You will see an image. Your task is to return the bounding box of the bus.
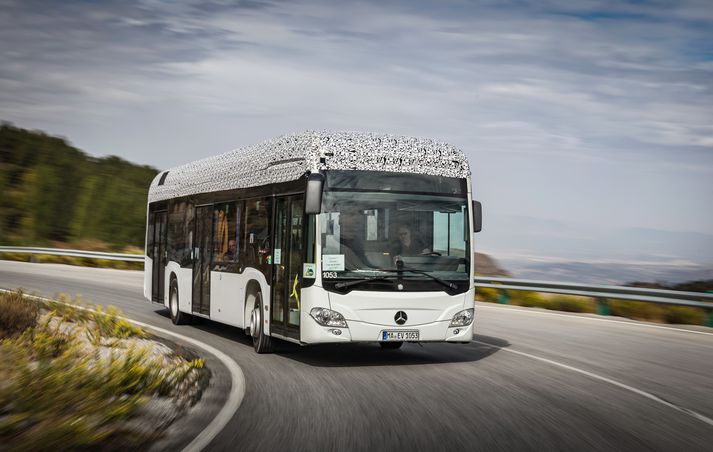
[144,131,482,353]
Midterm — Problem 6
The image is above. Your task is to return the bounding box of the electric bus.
[144,131,482,353]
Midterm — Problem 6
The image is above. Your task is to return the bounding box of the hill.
[0,122,158,247]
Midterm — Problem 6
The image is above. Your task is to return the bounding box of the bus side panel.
[144,256,153,301]
[210,271,246,328]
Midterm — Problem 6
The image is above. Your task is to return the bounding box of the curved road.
[2,261,712,451]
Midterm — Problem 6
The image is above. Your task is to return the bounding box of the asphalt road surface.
[2,260,712,451]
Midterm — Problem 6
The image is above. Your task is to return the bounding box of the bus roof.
[148,130,470,203]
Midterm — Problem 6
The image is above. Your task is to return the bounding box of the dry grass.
[0,290,40,338]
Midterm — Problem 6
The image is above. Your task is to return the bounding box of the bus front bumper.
[301,319,474,344]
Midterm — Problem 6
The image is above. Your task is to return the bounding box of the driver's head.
[398,224,412,246]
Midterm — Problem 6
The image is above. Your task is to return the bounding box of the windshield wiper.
[334,275,396,290]
[374,267,458,290]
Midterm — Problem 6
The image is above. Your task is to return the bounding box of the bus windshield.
[319,171,470,286]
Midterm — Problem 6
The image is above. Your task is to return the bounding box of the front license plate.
[381,330,419,342]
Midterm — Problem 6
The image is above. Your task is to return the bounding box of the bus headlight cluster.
[449,308,474,327]
[310,307,347,328]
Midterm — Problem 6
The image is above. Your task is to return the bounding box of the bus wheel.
[169,279,190,325]
[380,341,403,350]
[249,291,273,354]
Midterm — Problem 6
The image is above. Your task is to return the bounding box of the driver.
[391,224,430,263]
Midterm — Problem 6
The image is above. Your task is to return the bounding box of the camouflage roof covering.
[148,130,470,203]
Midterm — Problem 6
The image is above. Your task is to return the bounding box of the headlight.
[449,308,474,327]
[310,307,347,327]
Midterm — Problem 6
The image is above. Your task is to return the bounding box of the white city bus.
[144,131,482,353]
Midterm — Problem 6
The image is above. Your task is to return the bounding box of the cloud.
[0,0,711,259]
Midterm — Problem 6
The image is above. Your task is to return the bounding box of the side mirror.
[305,173,325,214]
[472,200,482,233]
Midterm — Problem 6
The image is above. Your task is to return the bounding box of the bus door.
[151,210,167,302]
[192,205,213,315]
[271,194,305,339]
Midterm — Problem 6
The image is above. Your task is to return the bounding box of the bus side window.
[213,202,239,271]
[244,198,272,270]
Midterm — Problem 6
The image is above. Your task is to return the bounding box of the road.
[2,260,712,451]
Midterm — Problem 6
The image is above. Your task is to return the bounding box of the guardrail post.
[596,297,609,316]
[498,289,510,304]
[30,255,38,264]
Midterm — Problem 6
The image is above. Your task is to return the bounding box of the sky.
[1,0,712,275]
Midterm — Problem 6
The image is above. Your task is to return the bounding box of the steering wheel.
[421,251,442,256]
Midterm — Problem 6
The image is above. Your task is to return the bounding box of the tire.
[169,279,190,325]
[380,341,403,350]
[248,291,273,354]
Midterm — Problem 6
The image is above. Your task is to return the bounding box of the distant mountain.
[0,122,158,247]
[626,280,713,292]
[474,253,511,277]
[498,258,713,286]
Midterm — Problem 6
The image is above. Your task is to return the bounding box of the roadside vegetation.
[0,238,144,270]
[475,287,709,326]
[0,290,205,451]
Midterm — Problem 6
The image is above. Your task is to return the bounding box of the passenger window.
[213,202,240,271]
[244,198,272,270]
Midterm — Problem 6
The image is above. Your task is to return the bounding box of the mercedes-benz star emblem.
[394,311,407,325]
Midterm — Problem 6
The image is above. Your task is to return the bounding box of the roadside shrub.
[46,294,91,323]
[608,300,665,322]
[661,306,706,325]
[475,287,499,303]
[91,305,145,340]
[549,295,597,313]
[510,291,548,308]
[0,252,32,262]
[0,290,39,338]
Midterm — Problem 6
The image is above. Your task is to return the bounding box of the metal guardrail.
[0,246,144,262]
[1,247,711,323]
[475,276,713,327]
[475,276,713,309]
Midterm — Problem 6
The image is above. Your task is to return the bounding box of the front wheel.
[249,291,273,354]
[380,341,403,350]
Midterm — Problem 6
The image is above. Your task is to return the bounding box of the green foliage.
[474,287,499,303]
[608,299,665,321]
[509,290,547,308]
[661,306,706,325]
[548,295,597,313]
[0,290,39,338]
[0,122,158,248]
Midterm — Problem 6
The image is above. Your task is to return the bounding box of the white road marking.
[472,339,713,428]
[1,289,245,452]
[476,303,713,337]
